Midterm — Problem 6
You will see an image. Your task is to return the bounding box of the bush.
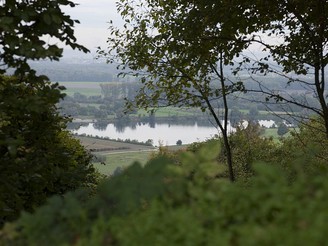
[0,76,98,226]
[226,122,277,181]
[92,154,106,163]
[274,117,328,179]
[277,123,289,136]
[2,140,328,245]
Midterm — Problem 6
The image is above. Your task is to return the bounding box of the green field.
[136,107,200,117]
[59,81,203,117]
[94,151,153,176]
[93,145,187,176]
[75,135,190,176]
[75,135,155,152]
[262,127,296,141]
[75,135,156,175]
[58,81,109,96]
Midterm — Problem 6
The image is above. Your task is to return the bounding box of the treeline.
[59,82,311,127]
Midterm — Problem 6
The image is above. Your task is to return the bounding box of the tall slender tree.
[100,0,250,181]
[102,0,328,181]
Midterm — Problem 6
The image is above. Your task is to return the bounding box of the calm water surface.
[73,120,275,146]
[74,122,223,146]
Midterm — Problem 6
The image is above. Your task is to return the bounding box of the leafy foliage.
[0,0,88,75]
[103,0,328,136]
[103,0,243,110]
[101,0,248,181]
[2,139,328,245]
[0,75,98,226]
[0,0,98,227]
[227,122,277,181]
[274,118,328,179]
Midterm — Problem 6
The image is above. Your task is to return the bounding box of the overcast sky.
[63,0,123,57]
[61,1,268,60]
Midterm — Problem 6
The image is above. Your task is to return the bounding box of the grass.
[63,88,100,97]
[94,145,188,176]
[261,127,296,142]
[76,135,188,176]
[262,128,280,139]
[240,109,291,116]
[94,151,153,176]
[75,135,155,152]
[137,107,200,117]
[75,135,156,175]
[58,81,113,97]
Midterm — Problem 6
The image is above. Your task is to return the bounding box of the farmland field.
[261,127,296,140]
[75,135,156,175]
[75,135,156,152]
[94,151,153,176]
[75,135,190,176]
[137,107,200,117]
[92,145,187,176]
[58,81,203,117]
[58,81,109,96]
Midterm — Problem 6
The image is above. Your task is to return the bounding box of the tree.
[230,107,243,127]
[105,0,328,138]
[0,1,97,226]
[277,123,289,136]
[236,0,328,138]
[0,76,97,225]
[3,141,328,245]
[100,0,248,181]
[248,106,259,122]
[165,0,328,138]
[0,0,88,75]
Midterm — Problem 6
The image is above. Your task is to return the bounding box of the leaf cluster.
[0,75,98,226]
[104,0,328,135]
[103,0,248,111]
[0,0,89,75]
[2,136,328,245]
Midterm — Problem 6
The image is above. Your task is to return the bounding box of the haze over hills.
[29,50,116,82]
[29,60,317,94]
[28,49,325,95]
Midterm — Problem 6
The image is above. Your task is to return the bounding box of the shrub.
[2,141,328,245]
[0,76,98,226]
[277,123,289,136]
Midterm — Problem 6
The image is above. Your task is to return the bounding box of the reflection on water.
[72,120,277,146]
[258,120,276,128]
[73,121,222,146]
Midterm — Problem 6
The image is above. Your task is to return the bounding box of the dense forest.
[1,0,328,245]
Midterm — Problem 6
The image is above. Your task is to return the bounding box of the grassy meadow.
[75,135,155,152]
[75,135,156,175]
[59,81,109,96]
[94,151,153,176]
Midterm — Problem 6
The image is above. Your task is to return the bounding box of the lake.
[73,120,276,146]
[73,122,225,146]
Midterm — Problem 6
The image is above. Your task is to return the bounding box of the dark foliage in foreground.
[1,122,328,245]
[0,76,99,226]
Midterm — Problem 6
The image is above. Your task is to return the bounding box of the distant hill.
[28,58,327,92]
[29,60,118,82]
